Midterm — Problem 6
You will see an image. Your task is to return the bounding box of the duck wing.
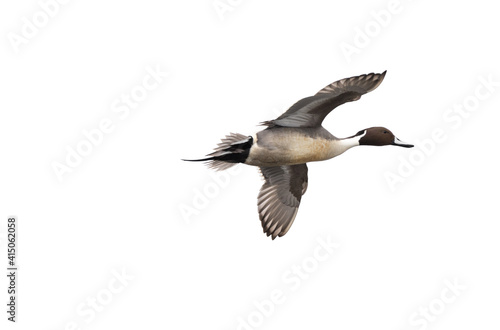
[262,71,386,128]
[257,164,308,239]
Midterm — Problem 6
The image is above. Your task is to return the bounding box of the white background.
[1,0,499,329]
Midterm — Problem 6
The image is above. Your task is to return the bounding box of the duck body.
[245,126,359,167]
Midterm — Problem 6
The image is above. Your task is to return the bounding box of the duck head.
[357,127,413,148]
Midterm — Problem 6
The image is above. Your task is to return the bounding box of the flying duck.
[185,71,413,239]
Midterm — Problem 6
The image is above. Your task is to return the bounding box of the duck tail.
[183,133,253,171]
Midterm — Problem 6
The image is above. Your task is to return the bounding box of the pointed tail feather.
[183,133,253,171]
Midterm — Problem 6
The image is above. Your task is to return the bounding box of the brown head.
[357,127,413,148]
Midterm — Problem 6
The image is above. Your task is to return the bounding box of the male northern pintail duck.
[185,71,413,239]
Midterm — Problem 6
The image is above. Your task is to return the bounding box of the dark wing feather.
[263,71,386,128]
[257,164,308,239]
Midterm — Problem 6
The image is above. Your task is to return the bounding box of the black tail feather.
[182,157,215,162]
[183,133,253,171]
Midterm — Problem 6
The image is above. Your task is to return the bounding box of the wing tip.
[362,70,387,93]
[379,70,387,79]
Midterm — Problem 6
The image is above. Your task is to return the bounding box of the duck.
[184,71,413,239]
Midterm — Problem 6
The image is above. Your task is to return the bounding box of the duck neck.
[328,133,363,158]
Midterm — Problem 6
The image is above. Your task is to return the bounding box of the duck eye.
[383,130,388,134]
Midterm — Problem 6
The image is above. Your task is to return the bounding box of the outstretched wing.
[257,164,308,239]
[263,71,386,128]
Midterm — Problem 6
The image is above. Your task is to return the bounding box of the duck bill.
[392,137,414,148]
